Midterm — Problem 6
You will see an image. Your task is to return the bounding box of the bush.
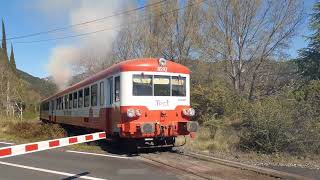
[290,80,320,154]
[239,98,295,153]
[186,78,320,154]
[191,82,239,124]
[239,81,320,154]
[1,121,66,141]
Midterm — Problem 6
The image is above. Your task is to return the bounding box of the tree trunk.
[6,81,10,116]
[248,61,263,101]
[248,72,257,101]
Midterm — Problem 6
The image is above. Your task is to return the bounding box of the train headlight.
[183,108,195,117]
[135,109,142,117]
[183,109,189,116]
[127,108,136,118]
[189,108,195,116]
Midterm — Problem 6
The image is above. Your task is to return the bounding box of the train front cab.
[113,70,198,147]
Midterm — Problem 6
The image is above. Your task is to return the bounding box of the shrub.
[191,82,238,124]
[290,80,320,154]
[239,81,320,154]
[239,98,295,153]
[3,121,66,141]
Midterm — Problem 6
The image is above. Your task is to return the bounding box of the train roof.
[42,58,190,102]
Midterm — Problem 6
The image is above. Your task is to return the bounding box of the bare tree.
[112,0,203,64]
[203,0,303,99]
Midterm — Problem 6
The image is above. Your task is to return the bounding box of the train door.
[52,100,56,122]
[106,77,113,134]
[113,76,121,134]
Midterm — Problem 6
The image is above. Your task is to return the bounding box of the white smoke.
[39,0,124,89]
[47,46,79,88]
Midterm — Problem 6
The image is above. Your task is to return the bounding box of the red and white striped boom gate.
[0,132,106,158]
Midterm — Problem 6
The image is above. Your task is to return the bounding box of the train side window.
[69,94,73,109]
[73,92,78,108]
[107,77,113,104]
[58,97,61,110]
[78,89,83,108]
[64,95,68,109]
[100,81,104,106]
[43,102,49,111]
[115,76,120,102]
[61,97,64,110]
[91,84,98,106]
[84,87,90,107]
[46,102,49,111]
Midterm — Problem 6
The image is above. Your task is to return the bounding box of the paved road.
[0,142,179,180]
[266,166,320,180]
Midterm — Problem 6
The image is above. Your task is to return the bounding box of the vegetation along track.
[139,150,310,180]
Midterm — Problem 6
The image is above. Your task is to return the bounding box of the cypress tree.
[9,43,16,74]
[2,19,7,52]
[0,19,9,67]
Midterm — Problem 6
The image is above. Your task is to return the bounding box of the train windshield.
[133,74,153,96]
[172,76,186,96]
[132,74,186,96]
[154,75,170,96]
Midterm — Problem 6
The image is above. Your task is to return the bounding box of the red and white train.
[40,58,198,148]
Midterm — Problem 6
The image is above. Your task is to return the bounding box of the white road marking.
[0,161,107,180]
[66,150,133,160]
[0,142,15,145]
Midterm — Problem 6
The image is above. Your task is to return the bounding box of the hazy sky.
[0,0,316,78]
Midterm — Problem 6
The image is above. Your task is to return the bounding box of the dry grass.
[176,126,239,153]
[66,143,105,153]
[0,118,66,143]
[0,118,105,153]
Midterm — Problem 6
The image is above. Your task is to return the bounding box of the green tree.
[1,19,7,53]
[0,18,9,67]
[9,43,17,74]
[295,2,320,80]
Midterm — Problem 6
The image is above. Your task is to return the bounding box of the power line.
[4,0,168,41]
[14,0,205,44]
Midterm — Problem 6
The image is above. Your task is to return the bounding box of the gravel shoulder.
[177,147,320,180]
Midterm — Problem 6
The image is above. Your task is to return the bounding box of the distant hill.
[17,69,58,98]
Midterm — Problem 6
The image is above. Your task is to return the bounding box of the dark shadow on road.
[60,124,175,156]
[95,139,176,156]
[61,172,90,180]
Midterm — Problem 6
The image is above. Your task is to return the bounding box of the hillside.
[17,69,58,98]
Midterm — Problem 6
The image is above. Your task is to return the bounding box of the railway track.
[138,150,310,180]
